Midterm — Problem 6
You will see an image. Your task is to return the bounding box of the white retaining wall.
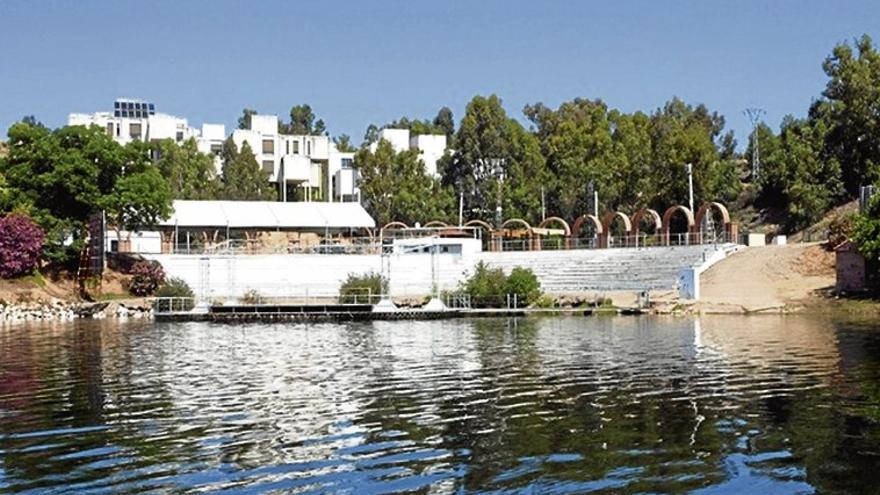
[146,244,735,301]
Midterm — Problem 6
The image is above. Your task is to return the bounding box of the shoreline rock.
[0,299,152,324]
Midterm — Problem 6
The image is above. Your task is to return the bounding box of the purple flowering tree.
[0,214,45,278]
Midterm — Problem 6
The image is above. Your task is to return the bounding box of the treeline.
[354,35,880,232]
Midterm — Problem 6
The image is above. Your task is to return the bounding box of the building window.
[210,143,222,155]
[292,141,299,154]
[341,158,353,169]
[176,131,184,142]
[262,139,274,154]
[106,123,114,136]
[262,160,274,173]
[129,123,142,139]
[307,140,311,155]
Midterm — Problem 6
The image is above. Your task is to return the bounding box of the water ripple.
[1,315,879,493]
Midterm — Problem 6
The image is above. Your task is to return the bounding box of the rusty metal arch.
[464,219,494,233]
[631,208,662,233]
[601,211,632,234]
[694,202,731,227]
[537,216,571,236]
[500,218,533,234]
[423,220,450,228]
[572,214,604,237]
[661,205,695,231]
[380,221,409,232]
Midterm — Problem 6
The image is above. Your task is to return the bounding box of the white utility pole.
[541,187,546,221]
[458,191,464,226]
[686,163,694,213]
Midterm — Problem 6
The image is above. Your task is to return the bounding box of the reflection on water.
[1,316,879,493]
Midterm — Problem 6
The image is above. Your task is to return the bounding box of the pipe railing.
[162,230,734,256]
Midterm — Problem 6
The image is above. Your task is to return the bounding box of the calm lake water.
[1,316,879,494]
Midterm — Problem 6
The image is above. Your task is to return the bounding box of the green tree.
[237,108,257,130]
[333,134,357,152]
[220,140,277,201]
[354,139,453,225]
[100,167,173,248]
[759,116,843,230]
[1,123,146,263]
[443,95,548,225]
[819,34,880,195]
[525,98,618,218]
[433,106,455,144]
[284,104,326,135]
[0,169,9,212]
[363,124,379,146]
[647,98,739,209]
[153,138,220,199]
[852,193,880,282]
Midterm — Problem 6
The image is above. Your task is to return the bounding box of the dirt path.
[698,243,835,312]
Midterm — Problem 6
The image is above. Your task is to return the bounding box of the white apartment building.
[68,98,226,173]
[369,128,447,177]
[232,114,358,202]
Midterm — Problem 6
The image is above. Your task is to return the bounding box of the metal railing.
[152,297,197,314]
[441,293,527,309]
[162,230,735,257]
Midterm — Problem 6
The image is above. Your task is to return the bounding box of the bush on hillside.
[339,271,388,303]
[0,214,45,278]
[826,212,856,248]
[128,261,165,296]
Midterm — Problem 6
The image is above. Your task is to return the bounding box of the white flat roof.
[161,200,375,229]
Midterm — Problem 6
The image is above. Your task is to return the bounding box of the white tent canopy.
[159,200,376,229]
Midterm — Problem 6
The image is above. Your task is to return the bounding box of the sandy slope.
[697,243,835,312]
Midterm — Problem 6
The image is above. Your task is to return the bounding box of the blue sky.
[1,1,878,148]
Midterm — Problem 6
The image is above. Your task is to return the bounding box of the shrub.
[533,294,557,309]
[339,271,387,303]
[155,277,195,311]
[458,262,542,308]
[505,267,541,307]
[242,289,264,304]
[0,214,44,278]
[128,261,165,296]
[460,261,507,307]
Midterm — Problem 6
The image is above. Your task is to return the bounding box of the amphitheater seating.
[476,244,734,293]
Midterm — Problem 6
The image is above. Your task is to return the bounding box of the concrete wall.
[147,244,734,302]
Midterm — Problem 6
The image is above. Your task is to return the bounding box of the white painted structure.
[68,98,225,173]
[232,114,357,202]
[107,200,376,254]
[746,233,767,247]
[369,128,447,177]
[163,200,375,230]
[146,244,735,301]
